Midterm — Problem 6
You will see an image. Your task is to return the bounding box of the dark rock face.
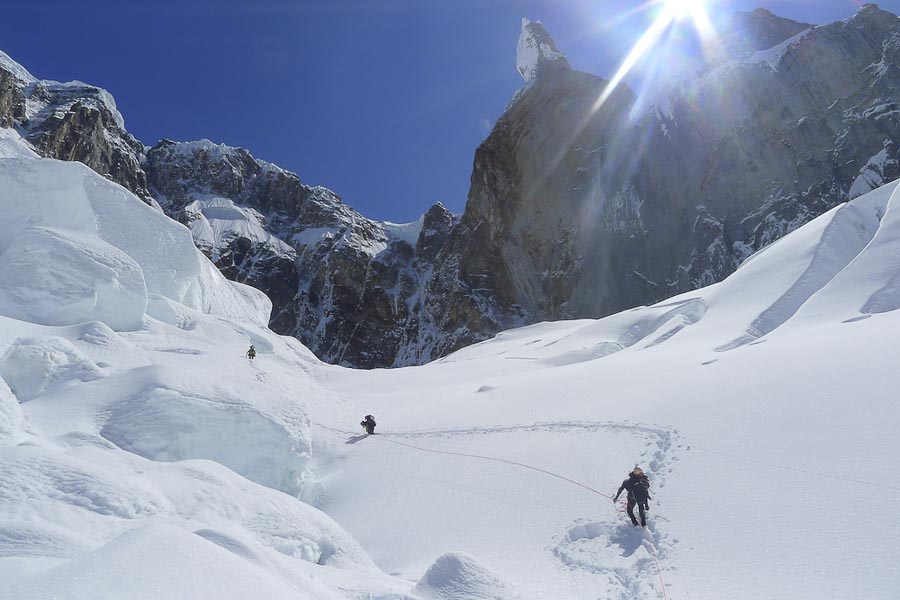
[1,6,898,368]
[26,83,150,201]
[0,67,26,127]
[437,6,900,337]
[0,54,151,201]
[143,139,463,368]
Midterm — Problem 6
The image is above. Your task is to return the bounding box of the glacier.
[1,128,899,598]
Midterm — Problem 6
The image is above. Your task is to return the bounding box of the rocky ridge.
[1,5,899,368]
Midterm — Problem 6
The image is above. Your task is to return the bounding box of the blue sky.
[2,0,895,221]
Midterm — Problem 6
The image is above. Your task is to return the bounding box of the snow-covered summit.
[517,18,570,82]
[0,49,36,84]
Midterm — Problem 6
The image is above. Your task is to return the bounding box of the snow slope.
[0,130,411,599]
[1,125,898,599]
[320,181,900,599]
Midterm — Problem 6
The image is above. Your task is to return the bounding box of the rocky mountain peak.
[0,52,149,200]
[516,18,570,82]
[721,7,812,57]
[851,3,896,23]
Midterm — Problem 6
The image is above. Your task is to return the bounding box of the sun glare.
[590,0,715,114]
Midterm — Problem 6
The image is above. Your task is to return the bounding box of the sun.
[588,0,716,116]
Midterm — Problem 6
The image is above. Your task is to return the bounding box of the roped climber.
[614,466,651,527]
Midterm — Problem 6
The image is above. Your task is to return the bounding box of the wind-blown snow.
[1,130,899,598]
[0,50,36,83]
[740,27,812,70]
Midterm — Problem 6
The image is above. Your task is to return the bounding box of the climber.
[613,466,651,527]
[361,415,376,435]
[246,344,256,360]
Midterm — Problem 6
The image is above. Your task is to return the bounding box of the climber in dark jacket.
[361,415,376,435]
[614,466,651,527]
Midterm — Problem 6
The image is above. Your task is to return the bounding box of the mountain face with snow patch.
[143,139,460,368]
[440,5,900,336]
[1,6,899,368]
[0,51,151,202]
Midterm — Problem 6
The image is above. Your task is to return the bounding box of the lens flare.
[591,0,714,115]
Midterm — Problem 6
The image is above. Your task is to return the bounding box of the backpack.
[633,475,651,501]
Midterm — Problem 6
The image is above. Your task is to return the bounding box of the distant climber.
[614,466,651,527]
[246,344,256,360]
[361,415,376,435]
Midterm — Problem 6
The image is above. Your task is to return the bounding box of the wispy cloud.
[479,116,493,135]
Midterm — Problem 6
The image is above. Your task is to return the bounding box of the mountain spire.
[516,18,570,82]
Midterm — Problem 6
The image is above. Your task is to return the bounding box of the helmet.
[632,466,643,476]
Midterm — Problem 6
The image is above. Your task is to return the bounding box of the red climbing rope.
[374,434,669,600]
[642,526,669,600]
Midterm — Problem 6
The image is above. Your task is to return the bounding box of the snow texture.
[0,133,271,330]
[0,376,23,446]
[0,336,104,402]
[415,552,520,599]
[0,227,147,331]
[1,139,900,599]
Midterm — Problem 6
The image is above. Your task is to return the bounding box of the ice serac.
[0,132,271,331]
[0,227,147,331]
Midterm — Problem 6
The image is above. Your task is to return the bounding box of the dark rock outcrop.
[0,52,151,201]
[430,7,900,339]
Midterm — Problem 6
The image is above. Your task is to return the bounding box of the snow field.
[321,179,900,598]
[315,422,675,599]
[1,124,899,598]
